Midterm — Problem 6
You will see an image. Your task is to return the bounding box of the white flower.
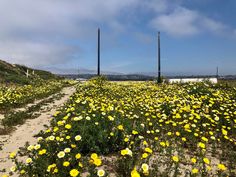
[57,151,65,158]
[75,135,82,141]
[97,169,105,176]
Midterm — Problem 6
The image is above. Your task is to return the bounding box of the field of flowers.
[0,80,71,111]
[9,79,236,177]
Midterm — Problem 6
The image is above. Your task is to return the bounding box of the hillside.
[0,60,58,84]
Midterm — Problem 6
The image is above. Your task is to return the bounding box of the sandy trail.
[0,86,76,176]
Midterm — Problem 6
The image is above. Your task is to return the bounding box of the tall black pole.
[157,31,161,83]
[97,28,100,76]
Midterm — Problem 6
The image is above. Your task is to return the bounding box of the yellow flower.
[91,153,98,160]
[203,157,210,164]
[124,137,129,142]
[108,115,114,121]
[53,127,59,132]
[65,124,72,129]
[57,120,64,126]
[143,141,148,146]
[117,125,124,130]
[172,156,179,162]
[71,144,77,148]
[47,164,56,172]
[167,132,172,136]
[191,157,197,163]
[160,142,166,147]
[76,153,81,159]
[222,129,228,136]
[121,148,132,156]
[79,162,83,168]
[94,158,102,166]
[121,149,128,156]
[53,168,58,173]
[217,164,227,171]
[38,149,47,155]
[2,174,9,177]
[192,168,199,174]
[20,170,26,174]
[142,153,149,159]
[131,167,140,177]
[63,161,70,167]
[26,158,32,164]
[9,152,16,159]
[144,147,153,154]
[97,169,105,176]
[70,169,79,177]
[198,142,205,149]
[132,130,138,135]
[201,137,208,142]
[175,132,180,136]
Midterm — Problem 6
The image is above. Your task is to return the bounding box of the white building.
[168,78,218,84]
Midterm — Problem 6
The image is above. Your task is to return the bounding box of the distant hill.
[59,74,156,81]
[0,59,58,84]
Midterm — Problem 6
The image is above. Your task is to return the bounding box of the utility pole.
[97,28,100,76]
[216,66,219,79]
[157,31,161,83]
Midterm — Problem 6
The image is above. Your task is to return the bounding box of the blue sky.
[0,0,235,75]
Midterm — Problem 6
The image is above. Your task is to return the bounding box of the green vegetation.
[9,79,236,177]
[0,80,71,112]
[0,91,65,135]
[0,59,59,85]
[218,79,236,88]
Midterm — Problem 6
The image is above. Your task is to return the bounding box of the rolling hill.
[0,59,58,84]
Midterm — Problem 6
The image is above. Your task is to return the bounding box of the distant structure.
[25,69,34,78]
[157,31,161,83]
[216,66,219,79]
[97,28,100,76]
[168,78,218,84]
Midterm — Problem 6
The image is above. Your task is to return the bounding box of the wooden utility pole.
[97,28,100,76]
[157,31,161,83]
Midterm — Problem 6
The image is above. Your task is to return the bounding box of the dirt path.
[0,86,76,176]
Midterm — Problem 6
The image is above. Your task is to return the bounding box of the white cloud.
[150,7,200,36]
[0,0,139,67]
[201,18,227,34]
[0,40,79,67]
[150,6,233,37]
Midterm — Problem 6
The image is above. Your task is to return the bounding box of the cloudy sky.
[0,0,235,75]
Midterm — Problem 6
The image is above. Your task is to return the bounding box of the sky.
[0,0,235,75]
